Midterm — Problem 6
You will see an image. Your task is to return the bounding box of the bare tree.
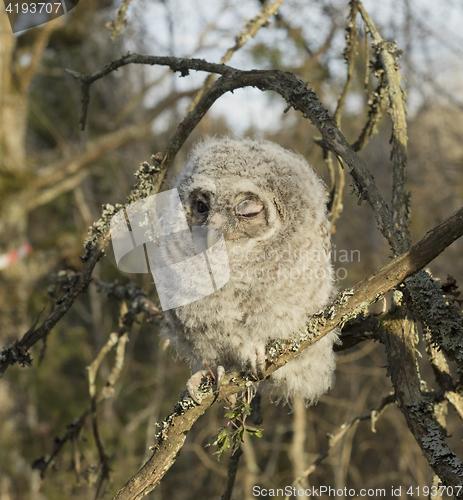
[1,1,463,499]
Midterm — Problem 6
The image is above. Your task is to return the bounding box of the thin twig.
[188,0,285,111]
[324,1,358,230]
[286,393,395,496]
[88,332,128,498]
[106,0,133,41]
[334,1,359,127]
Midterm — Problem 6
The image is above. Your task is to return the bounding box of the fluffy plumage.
[162,137,337,404]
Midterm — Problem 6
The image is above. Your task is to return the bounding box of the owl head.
[174,137,329,255]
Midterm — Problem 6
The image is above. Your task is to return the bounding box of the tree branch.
[381,309,463,491]
[66,54,404,249]
[358,0,410,248]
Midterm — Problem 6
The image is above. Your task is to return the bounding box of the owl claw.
[186,365,226,404]
[186,370,208,404]
[249,345,266,379]
[216,365,225,390]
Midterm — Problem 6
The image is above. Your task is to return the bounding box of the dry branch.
[289,393,395,492]
[66,54,404,249]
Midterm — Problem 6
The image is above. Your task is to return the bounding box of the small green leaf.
[231,427,245,454]
[206,428,231,461]
[244,426,263,438]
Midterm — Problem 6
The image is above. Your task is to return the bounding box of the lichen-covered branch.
[381,308,463,490]
[112,205,463,500]
[405,273,463,368]
[358,1,410,247]
[67,54,403,250]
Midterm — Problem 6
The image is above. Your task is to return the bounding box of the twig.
[351,23,387,153]
[34,331,130,481]
[334,1,359,127]
[106,0,133,41]
[327,155,345,232]
[287,393,395,494]
[88,332,129,499]
[324,2,358,230]
[188,0,285,111]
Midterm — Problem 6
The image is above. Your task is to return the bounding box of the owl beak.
[207,227,222,249]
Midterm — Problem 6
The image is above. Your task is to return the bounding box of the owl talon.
[186,369,209,404]
[216,365,225,390]
[249,345,266,379]
[186,366,226,404]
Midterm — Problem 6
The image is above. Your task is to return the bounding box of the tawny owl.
[161,137,337,405]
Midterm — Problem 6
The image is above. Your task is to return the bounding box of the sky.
[128,0,463,135]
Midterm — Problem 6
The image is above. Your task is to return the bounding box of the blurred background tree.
[0,0,463,499]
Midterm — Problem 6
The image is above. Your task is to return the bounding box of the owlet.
[162,137,337,404]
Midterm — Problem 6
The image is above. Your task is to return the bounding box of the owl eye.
[196,200,210,214]
[235,199,264,219]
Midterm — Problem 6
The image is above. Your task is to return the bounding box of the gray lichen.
[405,270,463,366]
[80,155,162,261]
[155,388,201,444]
[0,341,32,372]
